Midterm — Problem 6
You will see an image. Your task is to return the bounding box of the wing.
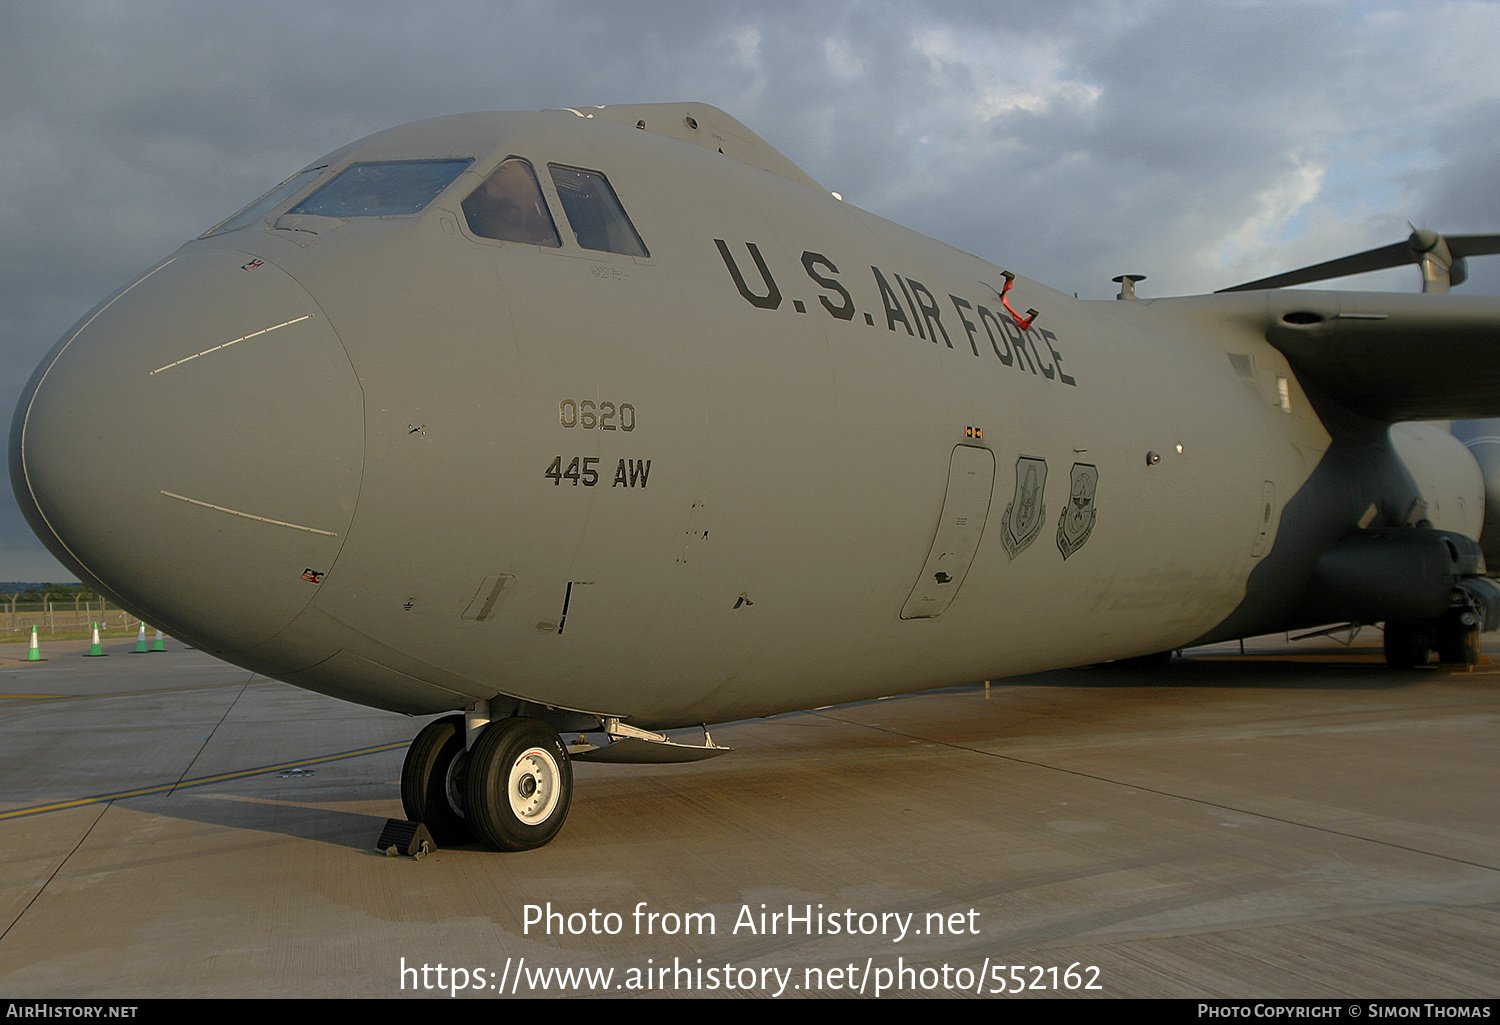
[1233,289,1500,421]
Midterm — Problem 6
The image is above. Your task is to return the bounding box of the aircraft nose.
[11,249,363,654]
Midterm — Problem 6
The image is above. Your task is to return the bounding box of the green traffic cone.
[151,628,167,652]
[26,626,44,662]
[134,622,149,653]
[86,623,106,656]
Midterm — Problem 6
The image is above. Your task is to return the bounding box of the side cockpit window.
[288,158,474,218]
[547,165,649,258]
[461,158,561,246]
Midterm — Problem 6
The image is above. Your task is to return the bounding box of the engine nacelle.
[1448,418,1500,572]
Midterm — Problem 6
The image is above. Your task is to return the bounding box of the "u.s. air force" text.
[715,240,1076,387]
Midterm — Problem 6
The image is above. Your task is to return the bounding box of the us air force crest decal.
[1057,463,1098,559]
[1002,456,1048,559]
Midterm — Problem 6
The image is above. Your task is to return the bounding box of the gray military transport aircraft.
[12,103,1500,851]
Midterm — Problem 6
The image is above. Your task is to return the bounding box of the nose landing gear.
[401,714,573,852]
[465,717,573,851]
[399,714,473,847]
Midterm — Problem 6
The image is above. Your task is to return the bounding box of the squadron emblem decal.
[1057,463,1098,559]
[1002,456,1048,559]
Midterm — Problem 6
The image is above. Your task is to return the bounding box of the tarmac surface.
[0,629,1496,999]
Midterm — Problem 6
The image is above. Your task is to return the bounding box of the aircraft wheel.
[1383,620,1427,669]
[464,717,572,852]
[400,714,473,846]
[1437,619,1482,667]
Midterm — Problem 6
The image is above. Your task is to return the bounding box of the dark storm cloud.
[4,0,1500,576]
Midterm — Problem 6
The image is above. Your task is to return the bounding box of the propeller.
[1217,229,1500,293]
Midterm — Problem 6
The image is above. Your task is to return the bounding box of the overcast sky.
[5,0,1500,581]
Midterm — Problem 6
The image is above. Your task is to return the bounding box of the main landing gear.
[400,714,573,852]
[1383,607,1482,669]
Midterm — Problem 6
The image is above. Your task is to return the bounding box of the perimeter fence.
[2,596,139,637]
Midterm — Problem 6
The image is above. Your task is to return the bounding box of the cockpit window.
[547,165,649,258]
[461,158,561,246]
[200,165,327,238]
[288,158,474,218]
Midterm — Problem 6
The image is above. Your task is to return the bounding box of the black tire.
[1383,620,1427,670]
[464,717,572,852]
[400,714,473,846]
[1438,622,1481,667]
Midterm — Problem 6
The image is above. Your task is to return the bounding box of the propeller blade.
[1447,234,1500,259]
[1217,231,1500,293]
[1216,241,1411,292]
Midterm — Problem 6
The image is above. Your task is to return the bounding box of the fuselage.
[10,106,1473,729]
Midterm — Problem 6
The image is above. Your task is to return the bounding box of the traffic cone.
[133,622,149,653]
[86,623,106,656]
[26,626,44,662]
[151,628,167,652]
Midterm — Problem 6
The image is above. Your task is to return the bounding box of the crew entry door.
[901,445,996,619]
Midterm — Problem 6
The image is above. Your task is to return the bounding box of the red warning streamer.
[989,271,1039,331]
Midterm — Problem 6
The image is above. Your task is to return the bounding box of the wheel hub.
[444,748,468,819]
[508,747,561,823]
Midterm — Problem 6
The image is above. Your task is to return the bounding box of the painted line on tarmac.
[0,742,409,820]
[0,679,257,705]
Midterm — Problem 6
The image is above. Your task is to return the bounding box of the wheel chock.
[377,819,435,860]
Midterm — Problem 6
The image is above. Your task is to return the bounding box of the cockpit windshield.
[199,165,326,238]
[288,159,474,218]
